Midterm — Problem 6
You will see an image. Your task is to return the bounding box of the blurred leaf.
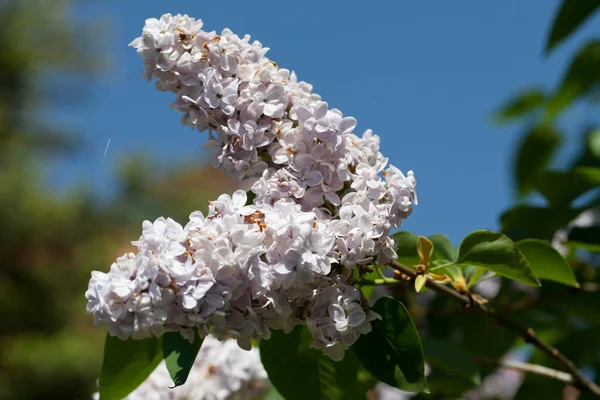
[260,326,365,400]
[422,338,480,385]
[501,205,583,241]
[162,330,203,388]
[393,231,421,267]
[431,230,540,286]
[534,167,600,206]
[546,41,600,119]
[513,125,561,196]
[420,372,477,399]
[353,297,428,393]
[429,234,456,261]
[98,334,162,400]
[493,87,546,123]
[516,239,579,287]
[572,129,600,168]
[545,0,600,54]
[568,226,600,252]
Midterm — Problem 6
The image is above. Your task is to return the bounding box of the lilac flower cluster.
[86,14,417,360]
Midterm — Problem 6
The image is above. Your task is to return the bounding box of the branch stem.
[390,260,600,397]
[475,357,573,384]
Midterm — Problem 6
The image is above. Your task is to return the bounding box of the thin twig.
[475,357,573,384]
[390,260,600,398]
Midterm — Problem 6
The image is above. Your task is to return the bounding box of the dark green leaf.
[546,41,600,119]
[534,167,600,206]
[260,326,365,400]
[99,334,163,400]
[516,239,579,287]
[545,0,600,53]
[434,230,540,286]
[513,125,561,196]
[162,330,204,388]
[393,231,421,267]
[568,226,600,252]
[264,385,286,400]
[353,297,428,393]
[501,205,583,241]
[493,87,546,123]
[422,338,480,385]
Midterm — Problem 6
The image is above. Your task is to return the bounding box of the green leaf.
[393,231,421,267]
[513,125,561,197]
[421,338,480,386]
[428,234,456,262]
[428,234,461,280]
[500,205,583,241]
[353,297,428,393]
[534,167,600,206]
[492,87,546,123]
[260,326,365,400]
[264,385,286,400]
[162,330,204,388]
[568,226,600,252]
[546,41,600,119]
[516,239,579,287]
[99,334,163,400]
[545,0,600,54]
[433,230,540,286]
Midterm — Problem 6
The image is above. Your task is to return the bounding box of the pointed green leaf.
[516,239,579,287]
[99,334,163,400]
[353,297,428,393]
[492,87,546,123]
[162,330,204,388]
[260,326,365,400]
[546,41,600,119]
[421,338,480,386]
[433,230,540,286]
[545,0,600,54]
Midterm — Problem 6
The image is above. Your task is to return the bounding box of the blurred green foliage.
[396,1,600,398]
[0,1,241,399]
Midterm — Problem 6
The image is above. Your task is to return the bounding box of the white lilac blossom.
[93,336,269,400]
[86,14,418,361]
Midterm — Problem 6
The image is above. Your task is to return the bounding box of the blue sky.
[53,0,599,243]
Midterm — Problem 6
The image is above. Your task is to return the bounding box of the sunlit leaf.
[432,230,540,286]
[516,239,579,287]
[414,275,427,293]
